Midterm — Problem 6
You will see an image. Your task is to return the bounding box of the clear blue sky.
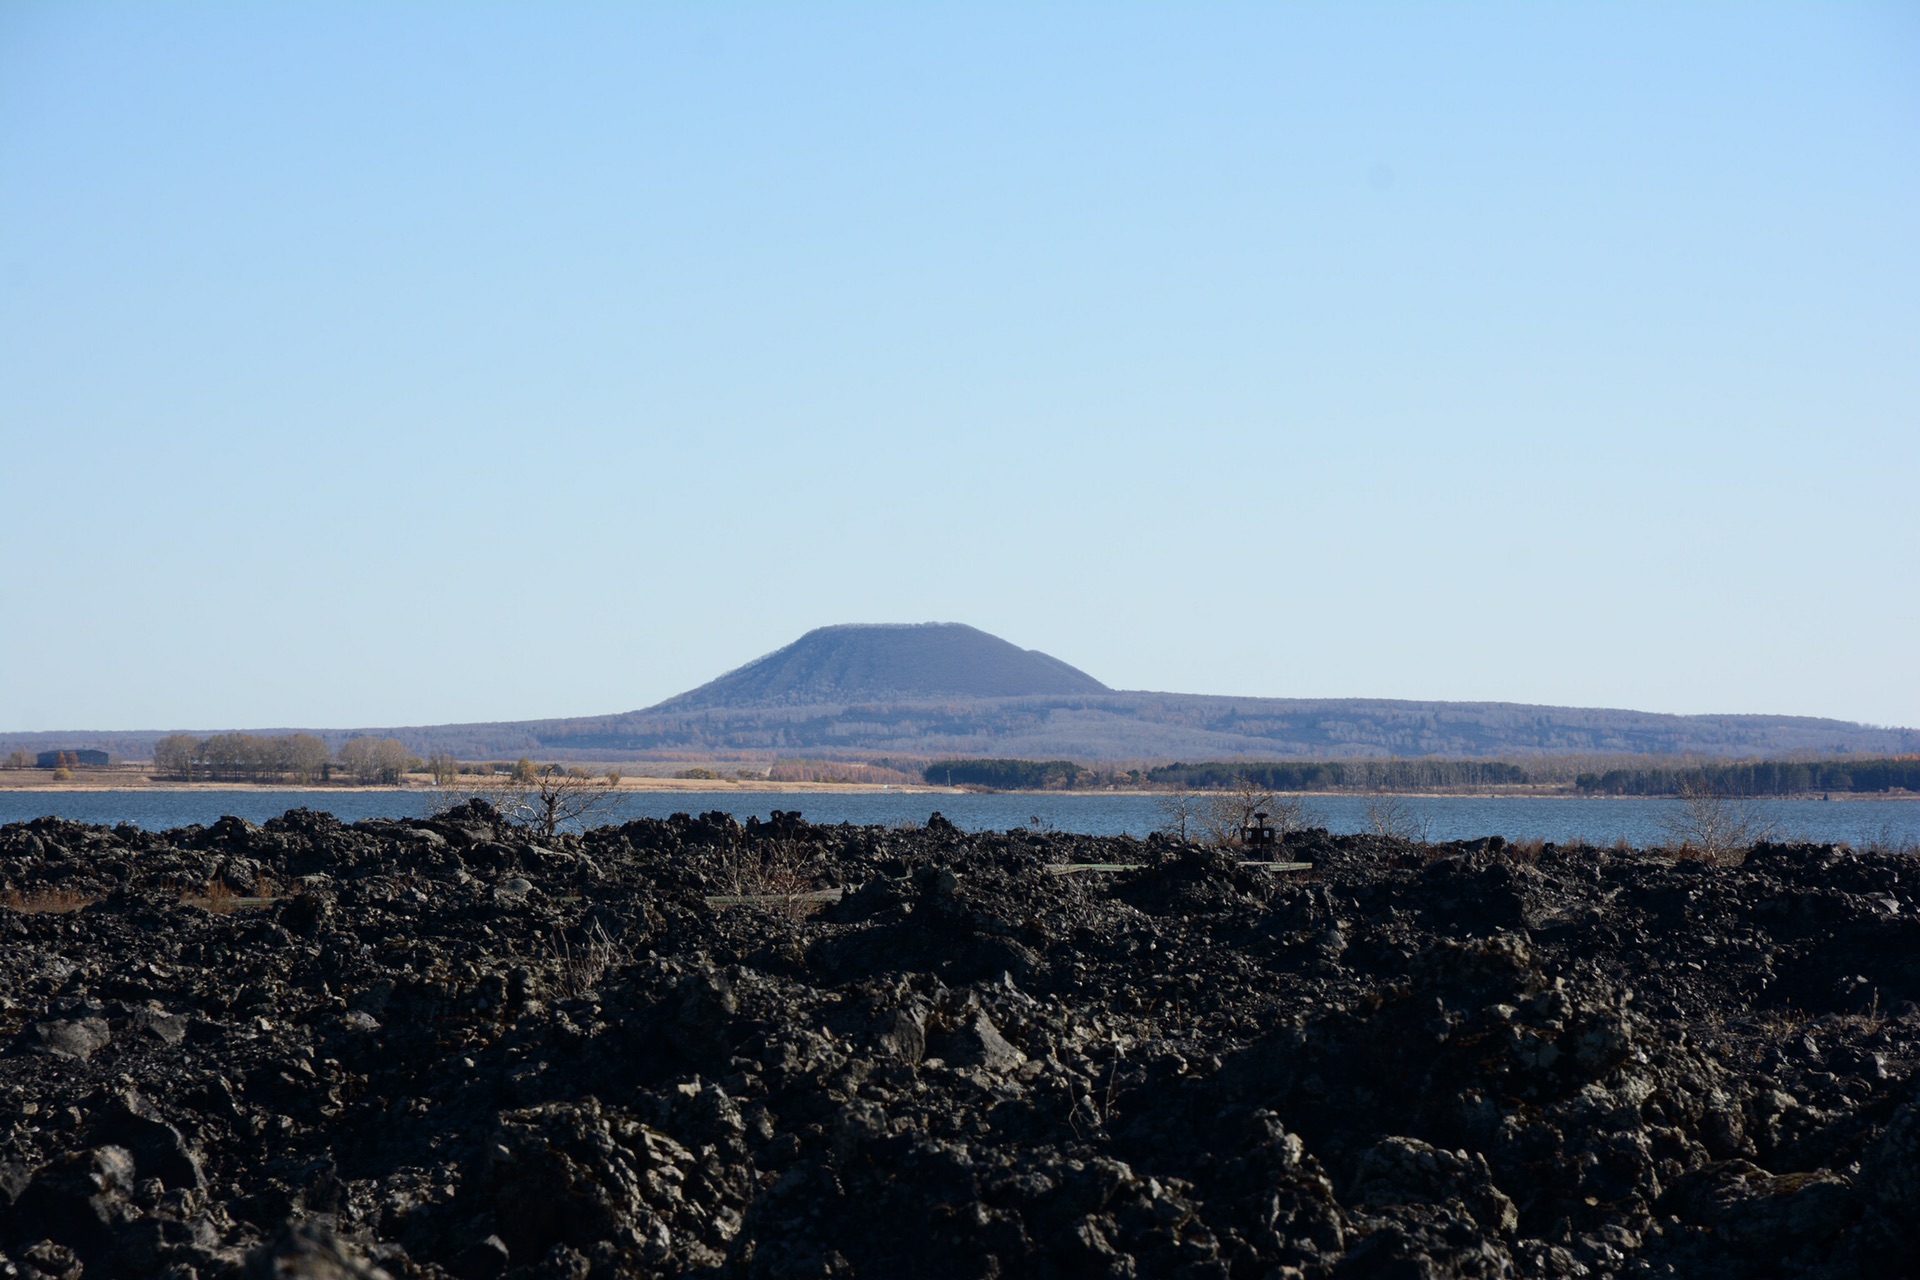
[3,3,1916,733]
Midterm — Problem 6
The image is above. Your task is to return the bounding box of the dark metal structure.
[1241,811,1279,851]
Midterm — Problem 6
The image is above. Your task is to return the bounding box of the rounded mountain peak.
[655,623,1109,709]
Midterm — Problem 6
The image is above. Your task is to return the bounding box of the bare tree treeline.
[116,733,1920,798]
[150,733,419,784]
[335,737,420,784]
[152,733,333,783]
[767,758,922,786]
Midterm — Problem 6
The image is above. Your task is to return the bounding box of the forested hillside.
[502,692,1918,763]
[6,693,1916,767]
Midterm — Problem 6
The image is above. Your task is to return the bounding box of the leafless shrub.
[1365,796,1432,842]
[1864,823,1920,857]
[1263,796,1317,837]
[551,919,631,1000]
[1197,776,1278,848]
[720,839,824,918]
[1192,777,1320,848]
[1662,777,1777,864]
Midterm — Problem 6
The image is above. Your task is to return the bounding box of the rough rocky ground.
[3,804,1919,1279]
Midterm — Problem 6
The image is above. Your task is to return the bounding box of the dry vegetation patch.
[714,838,831,917]
[0,887,98,914]
[177,875,297,914]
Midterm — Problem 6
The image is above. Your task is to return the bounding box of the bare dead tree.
[1263,795,1317,837]
[428,765,622,840]
[1365,795,1432,843]
[509,766,623,840]
[1154,788,1205,843]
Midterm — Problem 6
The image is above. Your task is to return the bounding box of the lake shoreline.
[2,776,1913,801]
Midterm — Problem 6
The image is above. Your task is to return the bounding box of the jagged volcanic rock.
[2,805,1917,1277]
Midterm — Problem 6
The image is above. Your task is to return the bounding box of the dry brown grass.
[1,887,98,914]
[178,874,295,914]
[1828,990,1889,1038]
[1508,838,1547,864]
[1750,1006,1813,1039]
[179,881,239,913]
[1668,843,1749,868]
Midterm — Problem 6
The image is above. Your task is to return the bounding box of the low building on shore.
[36,749,110,769]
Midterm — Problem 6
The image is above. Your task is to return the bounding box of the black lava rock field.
[4,804,1920,1278]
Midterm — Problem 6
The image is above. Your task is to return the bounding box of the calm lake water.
[3,790,1917,849]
